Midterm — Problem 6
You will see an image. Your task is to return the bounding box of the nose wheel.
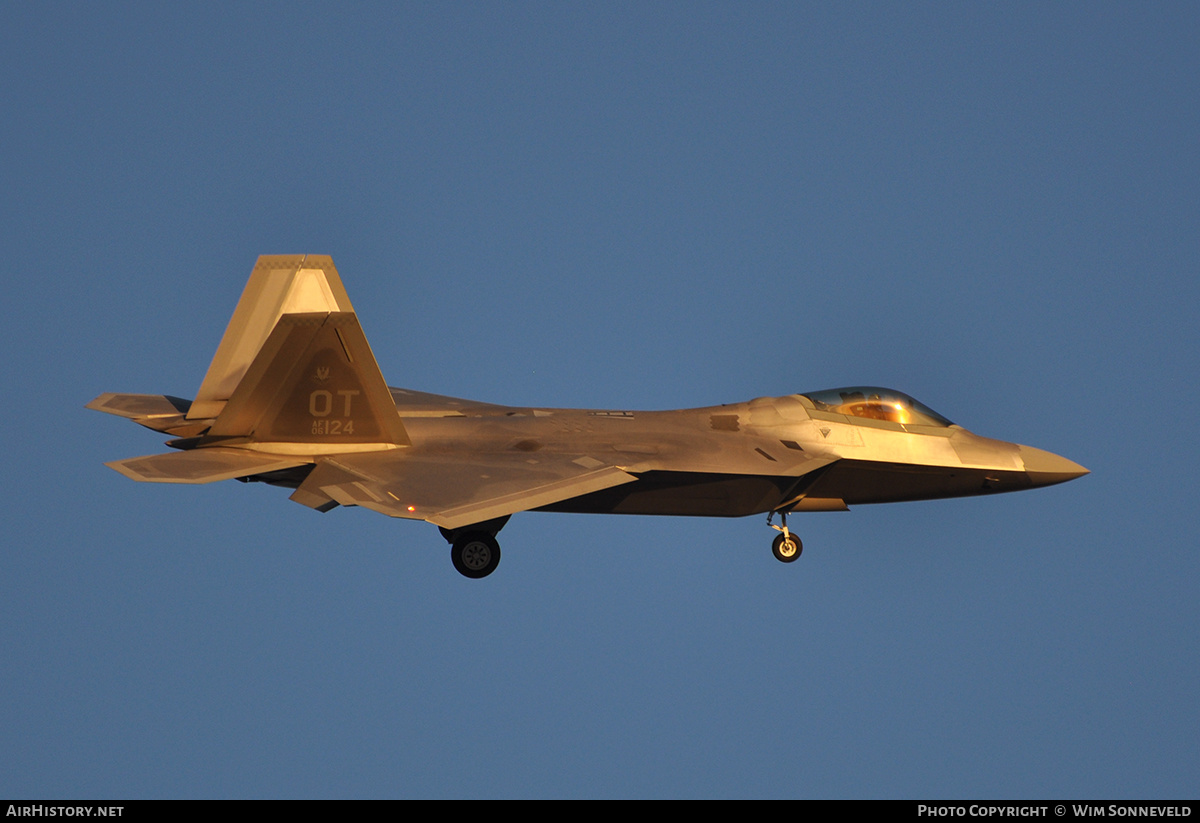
[767,511,802,563]
[771,531,802,562]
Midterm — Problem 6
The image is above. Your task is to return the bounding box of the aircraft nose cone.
[1019,445,1090,487]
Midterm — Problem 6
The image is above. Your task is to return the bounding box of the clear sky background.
[3,2,1197,799]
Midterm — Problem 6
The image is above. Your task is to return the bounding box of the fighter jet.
[89,255,1088,578]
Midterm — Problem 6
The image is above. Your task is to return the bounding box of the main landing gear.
[440,516,509,579]
[767,510,802,563]
[451,532,501,578]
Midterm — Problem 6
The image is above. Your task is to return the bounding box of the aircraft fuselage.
[392,391,1084,518]
[90,255,1087,578]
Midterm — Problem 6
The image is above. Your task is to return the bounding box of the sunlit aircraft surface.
[89,256,1088,578]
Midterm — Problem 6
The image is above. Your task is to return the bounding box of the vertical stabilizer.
[204,312,410,448]
[189,255,354,419]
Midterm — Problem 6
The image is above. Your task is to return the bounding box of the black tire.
[451,532,501,578]
[772,532,802,563]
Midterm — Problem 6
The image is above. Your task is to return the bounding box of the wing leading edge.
[290,451,638,530]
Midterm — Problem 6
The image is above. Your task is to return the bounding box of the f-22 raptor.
[89,255,1088,578]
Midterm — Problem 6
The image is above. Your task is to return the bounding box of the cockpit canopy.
[798,387,954,427]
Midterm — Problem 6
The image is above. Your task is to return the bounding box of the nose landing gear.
[767,510,802,563]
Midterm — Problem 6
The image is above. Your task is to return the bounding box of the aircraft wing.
[290,451,637,530]
[387,387,521,417]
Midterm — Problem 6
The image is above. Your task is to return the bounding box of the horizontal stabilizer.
[86,393,211,436]
[106,448,310,484]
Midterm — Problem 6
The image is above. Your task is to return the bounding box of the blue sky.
[3,2,1197,798]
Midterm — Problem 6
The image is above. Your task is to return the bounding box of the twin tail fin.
[89,255,407,484]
